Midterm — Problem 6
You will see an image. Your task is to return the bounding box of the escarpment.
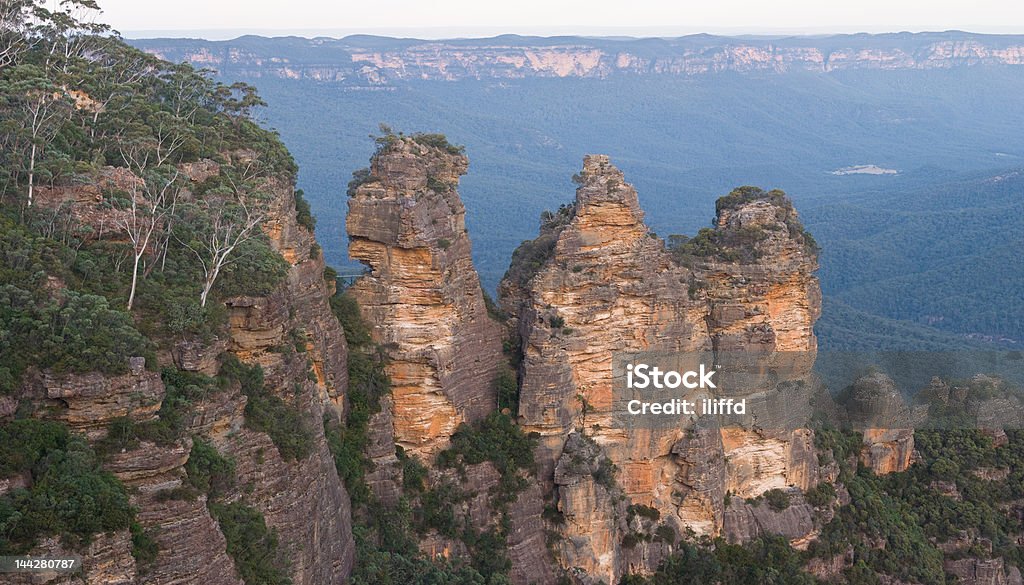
[124,167,356,585]
[499,155,825,583]
[346,135,504,460]
[4,161,355,585]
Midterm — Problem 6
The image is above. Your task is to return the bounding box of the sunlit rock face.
[500,156,823,582]
[347,136,504,460]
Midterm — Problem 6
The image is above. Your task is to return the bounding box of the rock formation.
[840,372,915,475]
[347,135,504,460]
[499,155,823,582]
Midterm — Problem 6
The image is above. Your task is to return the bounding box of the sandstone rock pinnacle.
[347,134,504,460]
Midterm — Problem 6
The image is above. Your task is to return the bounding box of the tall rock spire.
[346,134,504,459]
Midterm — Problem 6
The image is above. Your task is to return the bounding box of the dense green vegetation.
[0,420,134,554]
[0,1,309,398]
[0,214,152,393]
[437,410,539,514]
[438,412,538,479]
[325,289,391,505]
[807,172,1024,346]
[0,5,318,574]
[184,437,236,498]
[621,536,818,585]
[137,367,221,445]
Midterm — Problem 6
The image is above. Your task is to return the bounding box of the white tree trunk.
[27,142,36,207]
[127,251,141,310]
[199,264,221,307]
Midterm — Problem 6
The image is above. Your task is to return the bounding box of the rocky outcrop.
[107,438,244,585]
[806,545,855,580]
[945,557,1022,585]
[723,490,818,547]
[553,432,628,583]
[499,155,823,581]
[347,135,504,460]
[840,372,915,474]
[506,479,558,585]
[6,532,137,585]
[38,361,162,439]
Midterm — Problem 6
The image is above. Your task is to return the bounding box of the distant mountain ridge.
[132,31,1024,83]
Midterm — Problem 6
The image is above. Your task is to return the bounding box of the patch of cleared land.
[831,165,898,176]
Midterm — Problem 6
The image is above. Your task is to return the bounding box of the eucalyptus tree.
[177,156,275,307]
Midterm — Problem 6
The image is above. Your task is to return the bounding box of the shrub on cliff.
[185,438,236,498]
[410,132,466,156]
[330,290,373,347]
[494,367,519,414]
[136,368,219,445]
[764,488,791,511]
[221,355,314,461]
[0,420,134,554]
[209,501,291,585]
[325,288,390,504]
[438,412,538,478]
[346,167,380,197]
[293,188,316,231]
[669,186,819,265]
[714,186,791,215]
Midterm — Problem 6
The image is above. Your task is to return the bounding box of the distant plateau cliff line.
[132,32,1024,82]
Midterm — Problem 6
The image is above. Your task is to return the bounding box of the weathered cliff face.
[207,176,356,585]
[8,165,355,585]
[135,33,1024,85]
[723,490,818,548]
[134,175,355,585]
[944,551,1024,585]
[553,432,629,581]
[499,155,823,582]
[5,532,137,585]
[347,136,504,460]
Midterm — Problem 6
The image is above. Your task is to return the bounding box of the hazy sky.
[102,0,1024,39]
